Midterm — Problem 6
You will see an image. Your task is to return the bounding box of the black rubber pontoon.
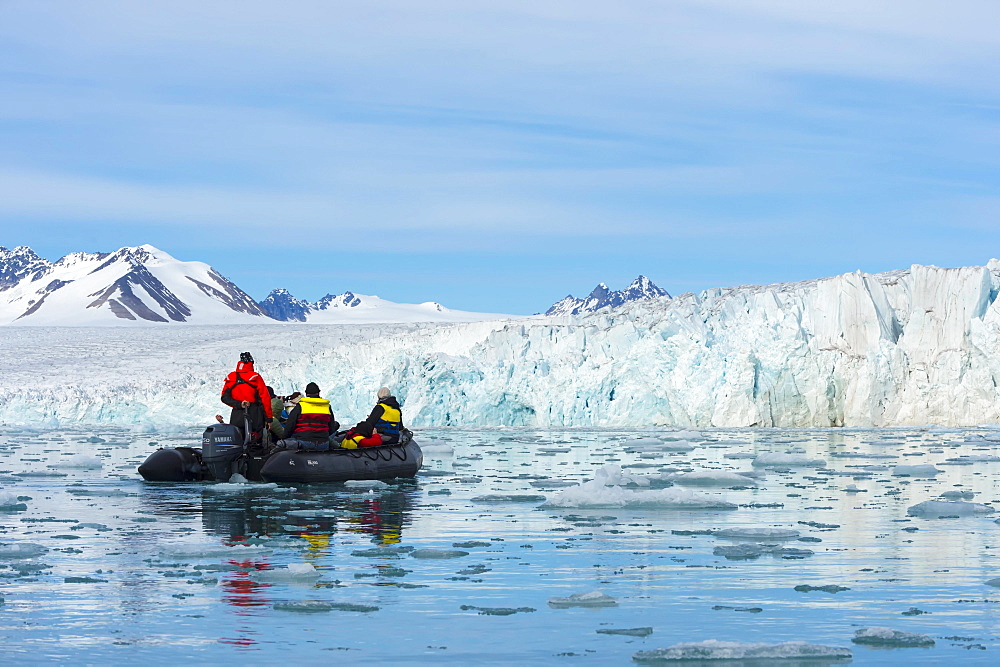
[259,440,423,483]
[138,423,422,483]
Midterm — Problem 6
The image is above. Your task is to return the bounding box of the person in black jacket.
[353,387,404,445]
[279,382,339,451]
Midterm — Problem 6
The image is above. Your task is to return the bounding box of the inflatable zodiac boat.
[138,423,423,483]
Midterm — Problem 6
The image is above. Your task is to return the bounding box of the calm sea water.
[1,425,999,664]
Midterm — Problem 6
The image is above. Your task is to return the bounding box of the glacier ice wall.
[2,262,1000,428]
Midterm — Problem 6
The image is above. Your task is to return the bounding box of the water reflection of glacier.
[1,425,999,663]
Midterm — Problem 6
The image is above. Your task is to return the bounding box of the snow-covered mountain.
[5,260,1000,429]
[0,245,513,326]
[257,288,509,324]
[0,245,270,325]
[546,275,669,315]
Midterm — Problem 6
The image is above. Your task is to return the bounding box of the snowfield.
[4,260,1000,428]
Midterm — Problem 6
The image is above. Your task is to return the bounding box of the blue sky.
[1,1,998,314]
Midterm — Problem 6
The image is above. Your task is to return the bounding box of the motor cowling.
[202,423,245,481]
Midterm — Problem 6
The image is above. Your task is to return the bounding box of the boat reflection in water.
[138,482,419,648]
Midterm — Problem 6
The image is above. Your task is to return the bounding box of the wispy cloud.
[1,1,998,312]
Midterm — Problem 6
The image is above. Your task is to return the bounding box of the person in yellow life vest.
[341,387,403,449]
[276,382,339,451]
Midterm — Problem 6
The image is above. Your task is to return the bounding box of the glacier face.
[2,262,1000,428]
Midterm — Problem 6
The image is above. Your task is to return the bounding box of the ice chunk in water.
[160,543,271,558]
[633,640,852,662]
[345,480,390,489]
[851,627,935,647]
[543,483,736,510]
[250,562,321,582]
[664,430,703,441]
[597,627,653,637]
[471,494,547,503]
[0,542,48,559]
[752,453,825,468]
[714,528,800,541]
[907,500,995,517]
[420,441,454,454]
[892,464,941,477]
[205,481,281,492]
[0,491,26,509]
[547,591,618,608]
[410,549,469,559]
[62,454,103,469]
[668,471,757,487]
[940,491,975,500]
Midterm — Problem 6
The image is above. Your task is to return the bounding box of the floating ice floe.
[0,542,48,559]
[528,479,580,489]
[273,600,379,613]
[61,454,103,469]
[723,452,757,459]
[597,627,653,637]
[204,481,283,492]
[633,640,851,662]
[713,544,813,560]
[664,430,703,441]
[751,453,825,468]
[471,494,547,503]
[250,562,321,583]
[626,438,696,453]
[0,491,26,510]
[851,627,935,647]
[907,500,995,517]
[891,464,942,477]
[460,604,535,616]
[667,471,758,487]
[344,479,390,489]
[419,441,454,454]
[541,467,737,510]
[410,548,469,559]
[160,543,272,558]
[352,546,414,558]
[713,527,800,541]
[940,490,975,500]
[547,591,618,608]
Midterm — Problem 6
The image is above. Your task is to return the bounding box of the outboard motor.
[202,423,246,481]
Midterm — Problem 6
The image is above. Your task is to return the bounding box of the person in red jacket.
[221,352,273,442]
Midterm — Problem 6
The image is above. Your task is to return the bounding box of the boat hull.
[259,441,423,483]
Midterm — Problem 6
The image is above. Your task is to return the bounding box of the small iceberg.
[344,479,390,490]
[667,471,758,487]
[752,453,825,468]
[633,640,851,662]
[62,454,103,469]
[713,528,800,541]
[410,549,469,559]
[892,464,942,477]
[0,543,49,560]
[907,500,995,518]
[851,627,935,647]
[250,562,321,583]
[547,591,618,608]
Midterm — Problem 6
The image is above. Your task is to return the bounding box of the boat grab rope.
[338,443,409,463]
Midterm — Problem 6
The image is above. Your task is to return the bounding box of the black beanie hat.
[305,382,320,396]
[240,351,254,364]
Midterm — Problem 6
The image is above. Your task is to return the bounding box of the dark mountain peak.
[258,288,310,322]
[0,245,52,291]
[545,275,670,316]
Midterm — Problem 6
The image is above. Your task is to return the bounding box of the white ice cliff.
[2,261,1000,428]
